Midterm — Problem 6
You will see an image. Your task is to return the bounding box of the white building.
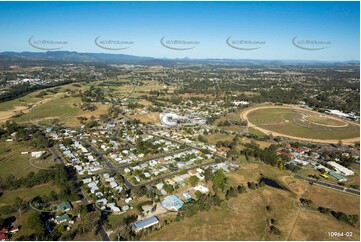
[193,185,209,194]
[327,161,354,176]
[31,151,46,158]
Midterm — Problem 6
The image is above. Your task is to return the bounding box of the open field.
[144,192,269,240]
[13,96,82,122]
[145,184,359,240]
[144,163,360,241]
[0,183,59,207]
[214,110,248,133]
[306,185,360,215]
[0,142,56,179]
[242,105,360,144]
[288,211,359,241]
[205,133,235,145]
[131,111,160,124]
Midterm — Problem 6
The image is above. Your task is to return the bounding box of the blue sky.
[0,1,359,61]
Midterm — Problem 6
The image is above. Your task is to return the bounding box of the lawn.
[205,133,234,145]
[0,142,55,179]
[73,231,102,241]
[0,183,59,207]
[214,110,248,133]
[306,185,360,215]
[13,96,82,122]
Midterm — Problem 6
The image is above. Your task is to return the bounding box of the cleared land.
[0,183,59,207]
[0,142,56,179]
[242,105,360,144]
[145,163,360,241]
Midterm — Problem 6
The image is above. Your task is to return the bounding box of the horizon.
[0,1,359,61]
[0,50,360,63]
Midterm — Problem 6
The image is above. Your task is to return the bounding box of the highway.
[295,174,360,196]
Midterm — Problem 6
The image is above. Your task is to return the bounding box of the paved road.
[134,159,217,187]
[149,132,228,161]
[116,147,192,169]
[49,147,110,241]
[82,140,134,190]
[295,174,360,196]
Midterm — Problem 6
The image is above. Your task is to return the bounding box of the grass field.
[0,142,56,179]
[0,182,59,207]
[144,163,360,241]
[131,111,160,124]
[205,133,235,145]
[214,110,248,133]
[306,185,360,215]
[12,96,82,122]
[247,107,359,140]
[145,195,269,240]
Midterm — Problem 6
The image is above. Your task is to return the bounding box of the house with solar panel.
[132,216,159,232]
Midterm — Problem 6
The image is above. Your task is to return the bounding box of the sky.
[0,1,359,61]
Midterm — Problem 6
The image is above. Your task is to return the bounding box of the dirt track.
[241,105,360,145]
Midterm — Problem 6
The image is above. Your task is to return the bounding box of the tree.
[14,197,27,217]
[189,176,200,186]
[204,167,213,182]
[247,181,256,190]
[237,184,247,194]
[0,217,4,228]
[270,225,281,235]
[211,170,226,190]
[79,206,101,234]
[27,211,46,239]
[300,198,313,207]
[318,207,331,214]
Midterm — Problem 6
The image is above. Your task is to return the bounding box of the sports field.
[242,105,359,143]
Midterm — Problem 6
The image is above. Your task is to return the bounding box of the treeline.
[81,86,107,102]
[217,119,247,127]
[176,193,222,219]
[240,142,286,166]
[318,207,359,227]
[225,184,247,200]
[0,165,79,200]
[0,121,53,148]
[0,80,72,103]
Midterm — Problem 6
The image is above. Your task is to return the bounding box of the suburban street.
[49,147,111,241]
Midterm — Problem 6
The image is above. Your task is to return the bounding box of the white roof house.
[291,159,309,166]
[31,151,46,158]
[193,185,209,194]
[82,178,92,184]
[110,181,118,188]
[327,161,354,176]
[96,198,108,205]
[115,186,123,193]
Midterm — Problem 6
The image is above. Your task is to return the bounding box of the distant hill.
[0,51,358,65]
[0,51,155,64]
